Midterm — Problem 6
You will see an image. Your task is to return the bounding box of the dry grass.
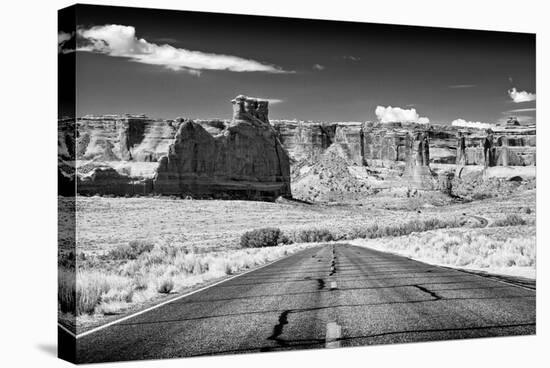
[64,190,535,255]
[67,196,460,254]
[345,217,468,240]
[491,214,528,227]
[63,242,316,317]
[350,226,535,278]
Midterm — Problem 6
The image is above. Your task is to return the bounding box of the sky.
[59,4,536,126]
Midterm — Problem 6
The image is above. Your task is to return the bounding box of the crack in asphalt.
[414,285,442,300]
[317,279,325,290]
[225,322,537,356]
[267,310,291,345]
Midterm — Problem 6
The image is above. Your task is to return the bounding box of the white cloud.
[505,107,536,113]
[451,119,495,130]
[448,84,476,89]
[343,55,361,61]
[508,87,536,103]
[76,24,291,75]
[375,105,430,124]
[312,64,325,71]
[248,97,284,104]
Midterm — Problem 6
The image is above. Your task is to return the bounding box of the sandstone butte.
[59,96,291,200]
[57,98,536,201]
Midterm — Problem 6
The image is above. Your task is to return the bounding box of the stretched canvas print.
[58,4,537,364]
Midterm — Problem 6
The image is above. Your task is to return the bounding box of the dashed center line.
[325,322,342,348]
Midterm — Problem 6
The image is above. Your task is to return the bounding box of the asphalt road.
[72,244,536,363]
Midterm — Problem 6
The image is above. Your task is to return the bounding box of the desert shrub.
[348,218,463,241]
[472,192,493,200]
[240,228,283,248]
[491,214,527,227]
[352,227,535,273]
[294,229,335,243]
[156,278,174,294]
[62,243,315,317]
[105,240,155,260]
[58,251,87,269]
[58,269,76,314]
[74,271,133,315]
[280,234,293,245]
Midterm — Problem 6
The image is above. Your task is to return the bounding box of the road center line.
[325,322,342,348]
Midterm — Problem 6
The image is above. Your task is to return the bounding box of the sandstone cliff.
[59,99,536,201]
[402,131,437,190]
[152,96,291,200]
[76,114,177,162]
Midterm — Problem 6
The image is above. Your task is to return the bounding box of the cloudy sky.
[59,4,536,125]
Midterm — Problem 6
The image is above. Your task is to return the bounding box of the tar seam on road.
[317,279,325,290]
[62,247,318,339]
[267,310,291,345]
[414,284,441,300]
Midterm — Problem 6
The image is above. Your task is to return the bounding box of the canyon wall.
[273,120,536,169]
[59,100,536,200]
[75,114,177,162]
[72,96,291,200]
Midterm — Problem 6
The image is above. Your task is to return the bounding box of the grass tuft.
[156,278,174,294]
[491,214,527,227]
[104,240,155,260]
[240,228,286,248]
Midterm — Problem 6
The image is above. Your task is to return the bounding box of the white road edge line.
[325,322,342,348]
[58,322,77,338]
[450,267,536,292]
[347,243,536,292]
[61,246,319,339]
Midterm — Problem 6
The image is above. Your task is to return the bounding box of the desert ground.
[58,189,535,331]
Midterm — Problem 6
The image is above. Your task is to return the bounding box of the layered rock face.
[77,167,153,196]
[458,126,536,167]
[153,96,291,200]
[402,131,437,190]
[272,121,364,165]
[274,120,521,169]
[67,114,176,196]
[282,119,536,201]
[58,118,76,196]
[76,114,177,162]
[59,99,536,201]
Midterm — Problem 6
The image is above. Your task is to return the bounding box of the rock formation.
[58,102,536,200]
[77,166,152,196]
[75,114,177,163]
[402,131,437,190]
[58,118,76,196]
[483,131,495,168]
[152,96,291,200]
[456,132,466,166]
[232,95,270,124]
